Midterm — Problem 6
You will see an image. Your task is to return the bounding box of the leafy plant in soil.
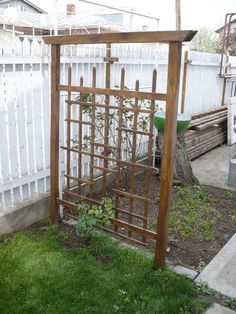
[168,185,221,241]
[76,197,115,238]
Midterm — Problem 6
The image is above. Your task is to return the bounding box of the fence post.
[180,50,189,113]
[50,44,60,224]
[154,42,182,269]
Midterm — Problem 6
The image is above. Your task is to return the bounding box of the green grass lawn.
[0,223,209,314]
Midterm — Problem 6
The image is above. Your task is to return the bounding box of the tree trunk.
[156,131,198,186]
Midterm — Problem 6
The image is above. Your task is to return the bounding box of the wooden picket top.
[43,30,197,268]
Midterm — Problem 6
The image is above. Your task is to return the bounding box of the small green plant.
[222,296,236,310]
[196,259,206,272]
[225,190,236,198]
[76,197,115,237]
[169,186,220,241]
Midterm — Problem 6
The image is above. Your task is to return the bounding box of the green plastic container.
[154,112,191,133]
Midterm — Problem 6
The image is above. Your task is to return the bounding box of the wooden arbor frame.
[43,30,196,268]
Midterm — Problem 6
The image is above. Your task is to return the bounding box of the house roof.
[0,8,126,33]
[0,0,46,14]
[215,18,236,33]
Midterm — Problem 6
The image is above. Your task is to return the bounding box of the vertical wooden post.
[180,51,189,113]
[154,42,182,269]
[102,43,111,194]
[221,54,229,106]
[50,44,60,224]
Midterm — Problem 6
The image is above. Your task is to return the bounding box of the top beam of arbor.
[43,30,197,45]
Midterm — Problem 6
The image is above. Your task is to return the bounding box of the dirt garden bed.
[63,170,236,270]
[130,172,236,268]
[88,171,235,269]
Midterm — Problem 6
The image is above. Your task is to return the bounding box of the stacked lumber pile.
[185,106,227,160]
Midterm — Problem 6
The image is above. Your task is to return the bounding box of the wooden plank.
[65,66,72,200]
[113,188,149,202]
[180,51,189,113]
[154,42,182,269]
[187,133,227,160]
[185,125,227,148]
[67,100,155,113]
[114,67,125,232]
[111,218,157,240]
[193,116,227,131]
[89,67,96,198]
[189,111,227,128]
[50,44,60,224]
[190,106,227,120]
[143,69,157,241]
[128,80,139,237]
[101,227,148,246]
[102,43,111,195]
[43,30,197,45]
[58,84,167,101]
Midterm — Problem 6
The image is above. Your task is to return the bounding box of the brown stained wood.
[103,57,119,63]
[180,51,189,113]
[61,145,117,162]
[102,44,111,195]
[43,30,197,45]
[46,30,198,268]
[66,66,72,201]
[143,69,157,239]
[61,191,156,240]
[67,100,154,114]
[89,67,96,198]
[58,85,167,101]
[114,68,125,232]
[128,80,139,237]
[61,145,155,170]
[64,174,94,185]
[57,198,77,210]
[101,228,148,246]
[92,142,119,151]
[77,77,83,195]
[50,44,60,224]
[64,190,100,204]
[116,127,153,136]
[113,188,149,202]
[154,42,182,269]
[110,218,157,240]
[91,165,117,173]
[65,119,94,126]
[114,207,147,221]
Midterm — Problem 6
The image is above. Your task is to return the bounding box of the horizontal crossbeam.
[58,84,167,101]
[43,30,197,45]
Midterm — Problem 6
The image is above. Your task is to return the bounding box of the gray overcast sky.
[32,0,235,30]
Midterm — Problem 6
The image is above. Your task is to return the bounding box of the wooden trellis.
[43,31,196,268]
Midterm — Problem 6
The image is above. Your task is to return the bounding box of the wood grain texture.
[43,30,197,45]
[154,42,182,268]
[58,85,167,101]
[50,45,60,224]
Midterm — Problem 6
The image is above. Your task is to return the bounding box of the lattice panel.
[58,64,159,245]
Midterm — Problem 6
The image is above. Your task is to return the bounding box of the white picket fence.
[0,36,236,212]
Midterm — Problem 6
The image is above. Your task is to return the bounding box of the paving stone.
[195,234,236,299]
[172,265,198,279]
[205,303,236,314]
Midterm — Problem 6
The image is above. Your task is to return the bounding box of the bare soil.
[132,172,236,268]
